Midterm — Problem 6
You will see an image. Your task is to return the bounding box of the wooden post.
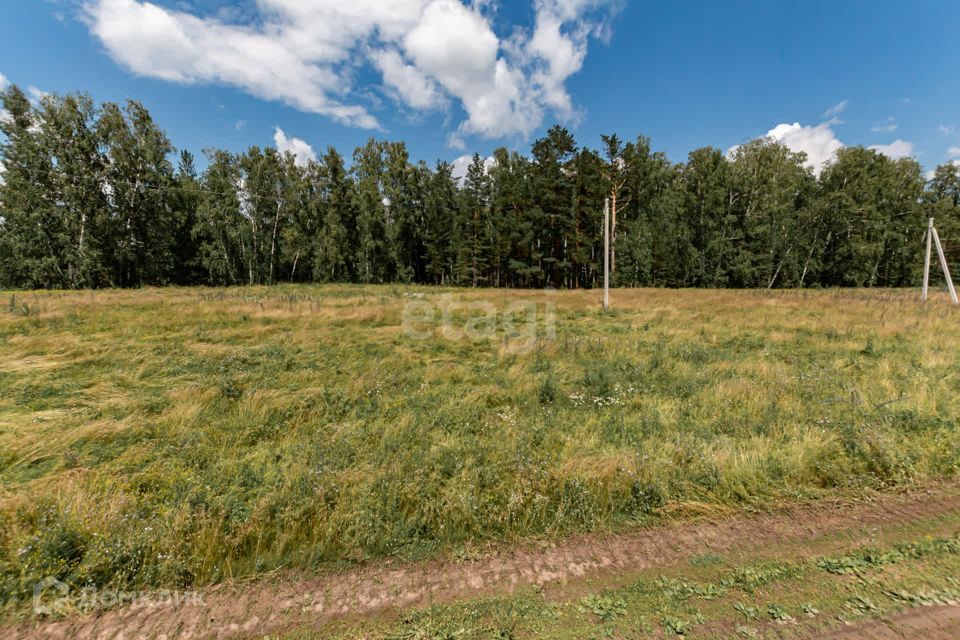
[932,226,959,305]
[922,218,933,302]
[603,198,610,312]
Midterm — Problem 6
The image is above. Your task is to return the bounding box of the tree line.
[1,85,958,290]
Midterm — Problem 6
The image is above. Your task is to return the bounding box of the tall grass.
[0,286,958,602]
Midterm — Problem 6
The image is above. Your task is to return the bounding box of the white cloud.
[403,0,542,139]
[949,146,960,158]
[868,139,914,160]
[85,0,380,128]
[235,120,247,131]
[372,47,447,111]
[447,133,467,150]
[83,0,617,145]
[85,0,620,143]
[451,153,495,183]
[0,72,9,125]
[940,124,955,136]
[764,122,845,174]
[870,117,897,133]
[823,100,847,118]
[451,154,473,182]
[273,127,317,166]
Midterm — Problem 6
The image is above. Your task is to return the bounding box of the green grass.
[0,285,958,604]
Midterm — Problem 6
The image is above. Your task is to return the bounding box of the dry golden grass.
[0,285,957,600]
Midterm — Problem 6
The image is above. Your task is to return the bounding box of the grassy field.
[1,285,958,609]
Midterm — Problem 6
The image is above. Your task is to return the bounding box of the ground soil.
[820,604,960,639]
[9,484,960,640]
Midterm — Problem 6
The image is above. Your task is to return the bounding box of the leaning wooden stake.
[932,226,959,305]
[922,218,933,302]
[603,197,610,312]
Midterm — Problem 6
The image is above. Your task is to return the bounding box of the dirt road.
[9,485,960,640]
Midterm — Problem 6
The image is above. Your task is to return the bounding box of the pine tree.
[312,147,356,282]
[353,139,390,283]
[422,161,459,284]
[170,150,202,285]
[456,154,491,286]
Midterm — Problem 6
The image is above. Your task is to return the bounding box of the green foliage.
[817,534,960,575]
[766,603,793,622]
[733,602,760,621]
[579,594,627,621]
[2,84,954,290]
[721,562,802,593]
[661,612,704,635]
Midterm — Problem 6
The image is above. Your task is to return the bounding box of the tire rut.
[10,484,960,640]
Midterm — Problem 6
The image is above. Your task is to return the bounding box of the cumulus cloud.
[373,47,447,111]
[85,0,378,128]
[83,0,618,144]
[765,122,845,174]
[451,154,474,182]
[949,146,960,158]
[0,72,8,91]
[730,99,855,174]
[274,127,317,166]
[868,139,914,160]
[451,153,496,183]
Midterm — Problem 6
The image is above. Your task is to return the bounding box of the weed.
[733,603,760,621]
[537,376,557,405]
[817,534,960,575]
[661,611,704,636]
[721,561,802,593]
[766,603,793,622]
[579,594,627,621]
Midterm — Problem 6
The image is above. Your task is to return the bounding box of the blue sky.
[1,0,959,175]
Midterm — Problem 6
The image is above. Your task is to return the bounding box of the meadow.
[1,285,958,608]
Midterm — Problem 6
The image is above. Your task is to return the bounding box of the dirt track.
[822,604,960,639]
[10,485,960,640]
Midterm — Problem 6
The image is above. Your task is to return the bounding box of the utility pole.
[933,225,959,305]
[922,217,933,302]
[603,197,610,311]
[922,217,959,305]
